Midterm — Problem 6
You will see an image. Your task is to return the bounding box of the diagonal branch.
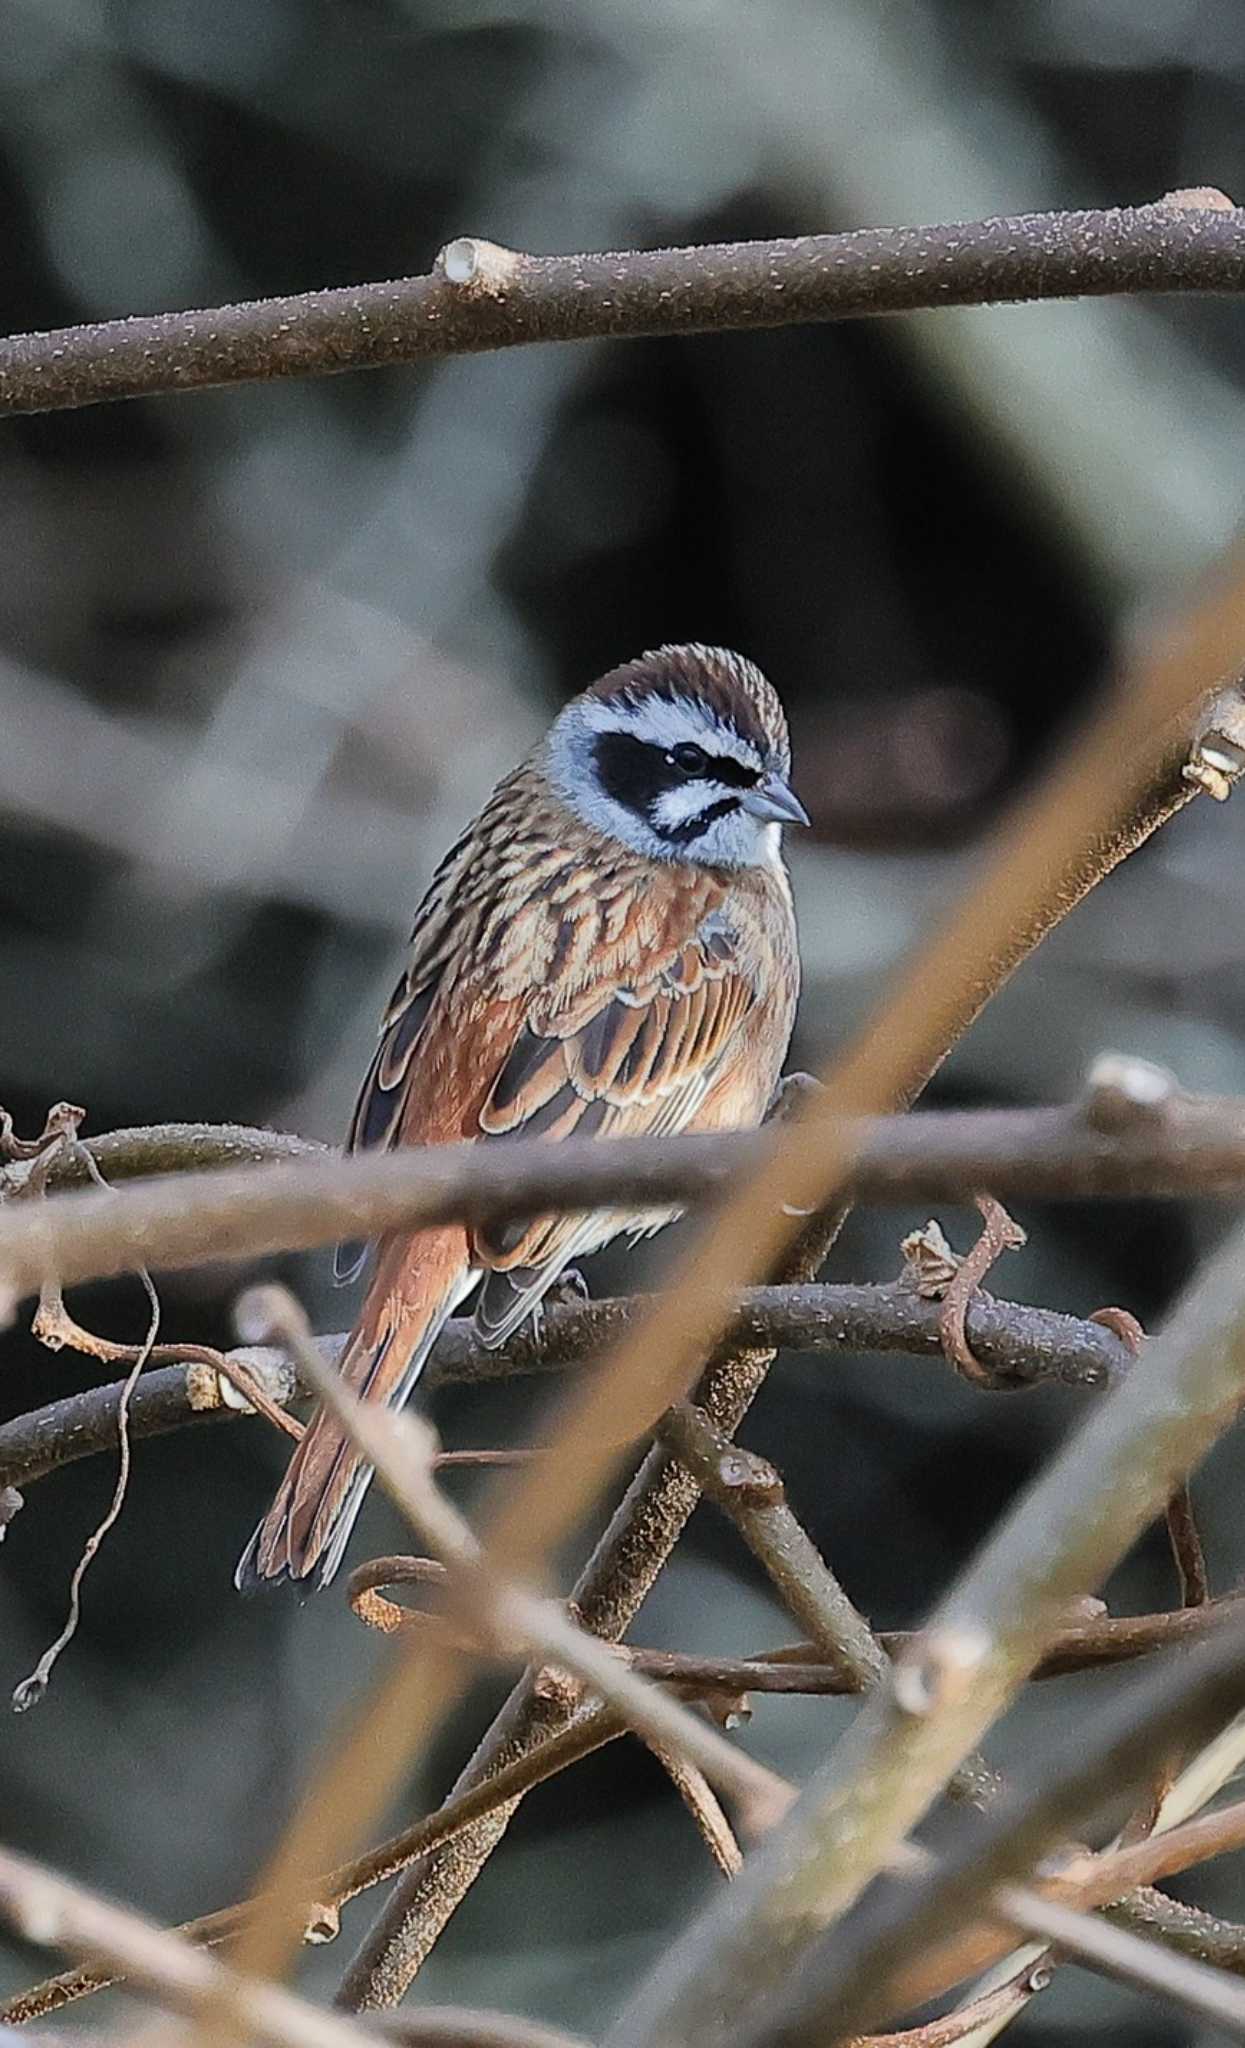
[660,1403,1000,1808]
[997,1887,1245,2036]
[226,1284,792,2001]
[0,1842,408,2048]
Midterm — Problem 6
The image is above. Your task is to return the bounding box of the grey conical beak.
[740,775,810,828]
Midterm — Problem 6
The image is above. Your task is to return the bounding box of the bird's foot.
[544,1266,591,1310]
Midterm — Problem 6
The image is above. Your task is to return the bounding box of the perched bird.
[237,644,806,1591]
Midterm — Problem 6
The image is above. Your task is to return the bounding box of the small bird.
[236,644,805,1591]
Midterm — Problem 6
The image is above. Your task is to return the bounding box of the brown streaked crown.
[585,644,789,767]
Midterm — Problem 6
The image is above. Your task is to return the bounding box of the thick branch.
[17,1082,1245,1305]
[0,1283,1133,1495]
[2,203,1245,415]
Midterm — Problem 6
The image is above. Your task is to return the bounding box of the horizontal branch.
[1,201,1244,415]
[59,1123,321,1186]
[632,1596,1245,1691]
[0,1283,1135,1494]
[9,1077,1245,1306]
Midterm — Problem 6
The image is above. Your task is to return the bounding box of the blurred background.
[2,2,1245,2042]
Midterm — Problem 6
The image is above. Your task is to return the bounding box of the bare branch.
[1105,1885,1245,1979]
[1086,1794,1245,1902]
[44,1122,322,1188]
[841,1975,1038,2048]
[936,1197,1027,1387]
[660,1403,1000,1808]
[626,1598,1245,1693]
[659,1404,886,1691]
[366,2013,591,2048]
[0,1708,625,2024]
[0,1843,401,2048]
[640,1743,744,1881]
[0,1281,1135,1496]
[26,1074,1245,1307]
[997,1886,1245,2037]
[3,202,1245,416]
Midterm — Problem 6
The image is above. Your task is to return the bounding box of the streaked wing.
[471,905,760,1342]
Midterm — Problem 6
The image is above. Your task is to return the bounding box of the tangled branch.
[5,188,1245,2048]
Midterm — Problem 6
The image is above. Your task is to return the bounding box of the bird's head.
[546,643,807,868]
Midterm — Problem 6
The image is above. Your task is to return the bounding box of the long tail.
[236,1230,475,1594]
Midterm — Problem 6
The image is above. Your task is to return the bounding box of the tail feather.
[236,1231,475,1594]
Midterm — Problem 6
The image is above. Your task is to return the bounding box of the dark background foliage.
[2,4,1245,2040]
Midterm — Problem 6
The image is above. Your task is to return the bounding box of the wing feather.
[469,898,760,1317]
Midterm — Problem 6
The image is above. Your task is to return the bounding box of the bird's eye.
[668,742,709,776]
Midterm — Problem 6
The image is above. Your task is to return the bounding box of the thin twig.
[659,1405,885,1691]
[937,1198,1027,1387]
[344,1562,1245,1689]
[841,1974,1039,2048]
[1166,1486,1211,1609]
[642,1743,744,1881]
[4,201,1245,415]
[997,1885,1245,2036]
[11,1265,160,1712]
